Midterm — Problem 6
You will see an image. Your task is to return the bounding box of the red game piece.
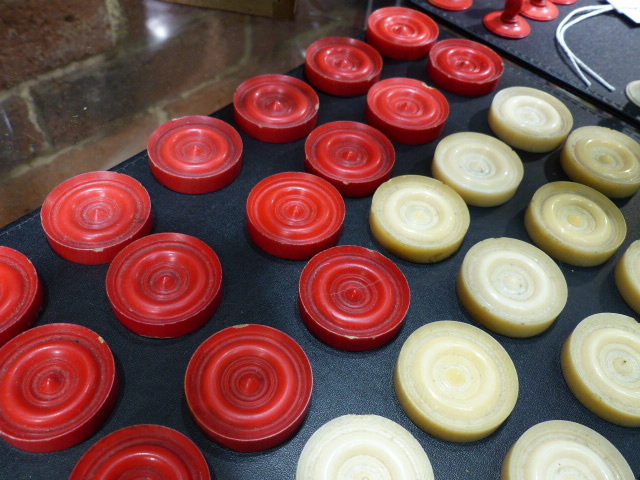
[299,245,410,351]
[0,323,118,453]
[365,77,449,144]
[366,6,439,60]
[106,232,223,338]
[305,37,383,97]
[428,0,473,11]
[0,247,43,348]
[304,121,395,197]
[246,172,345,260]
[41,171,153,265]
[185,324,313,452]
[428,39,504,96]
[521,0,559,21]
[233,74,319,143]
[69,424,211,480]
[148,115,243,194]
[484,0,531,39]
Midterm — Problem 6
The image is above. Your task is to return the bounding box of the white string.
[555,5,616,91]
[556,7,610,87]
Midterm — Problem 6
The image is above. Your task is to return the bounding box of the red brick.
[113,0,148,39]
[0,0,115,89]
[29,9,246,149]
[0,94,46,176]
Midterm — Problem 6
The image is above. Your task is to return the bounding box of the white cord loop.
[555,5,616,91]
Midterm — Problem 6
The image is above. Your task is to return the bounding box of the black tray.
[1,26,639,480]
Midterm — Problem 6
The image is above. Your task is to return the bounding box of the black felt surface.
[412,0,640,129]
[1,27,639,480]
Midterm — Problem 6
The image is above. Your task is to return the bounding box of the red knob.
[483,0,531,39]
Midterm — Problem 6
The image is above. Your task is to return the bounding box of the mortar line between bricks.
[153,105,171,126]
[18,84,51,151]
[104,0,128,42]
[1,51,116,102]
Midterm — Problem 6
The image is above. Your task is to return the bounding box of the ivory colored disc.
[561,312,640,427]
[296,414,434,480]
[488,86,573,153]
[524,181,626,267]
[501,420,634,480]
[432,132,524,207]
[560,125,640,198]
[615,240,640,315]
[457,237,567,337]
[626,80,640,108]
[369,175,470,263]
[395,320,519,442]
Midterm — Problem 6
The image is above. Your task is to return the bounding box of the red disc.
[233,74,319,143]
[365,77,450,145]
[366,7,439,60]
[184,324,313,452]
[304,37,383,97]
[0,323,118,453]
[299,245,410,351]
[0,247,43,348]
[148,115,243,194]
[304,121,395,197]
[521,0,559,21]
[106,232,223,338]
[428,39,504,97]
[428,0,473,11]
[246,172,345,260]
[40,171,153,265]
[69,424,210,480]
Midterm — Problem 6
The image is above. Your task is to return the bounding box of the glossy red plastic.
[299,245,410,351]
[148,115,243,194]
[483,0,531,39]
[233,74,319,143]
[0,247,43,347]
[550,0,577,4]
[428,0,473,11]
[184,324,313,452]
[106,232,223,338]
[428,39,504,97]
[521,0,559,21]
[40,171,153,265]
[304,121,395,197]
[246,172,345,260]
[366,6,439,60]
[69,424,211,480]
[305,37,383,97]
[365,77,450,144]
[0,323,118,453]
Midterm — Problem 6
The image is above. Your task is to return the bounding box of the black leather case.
[1,26,639,480]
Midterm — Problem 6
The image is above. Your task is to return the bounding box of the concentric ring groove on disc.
[185,324,313,451]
